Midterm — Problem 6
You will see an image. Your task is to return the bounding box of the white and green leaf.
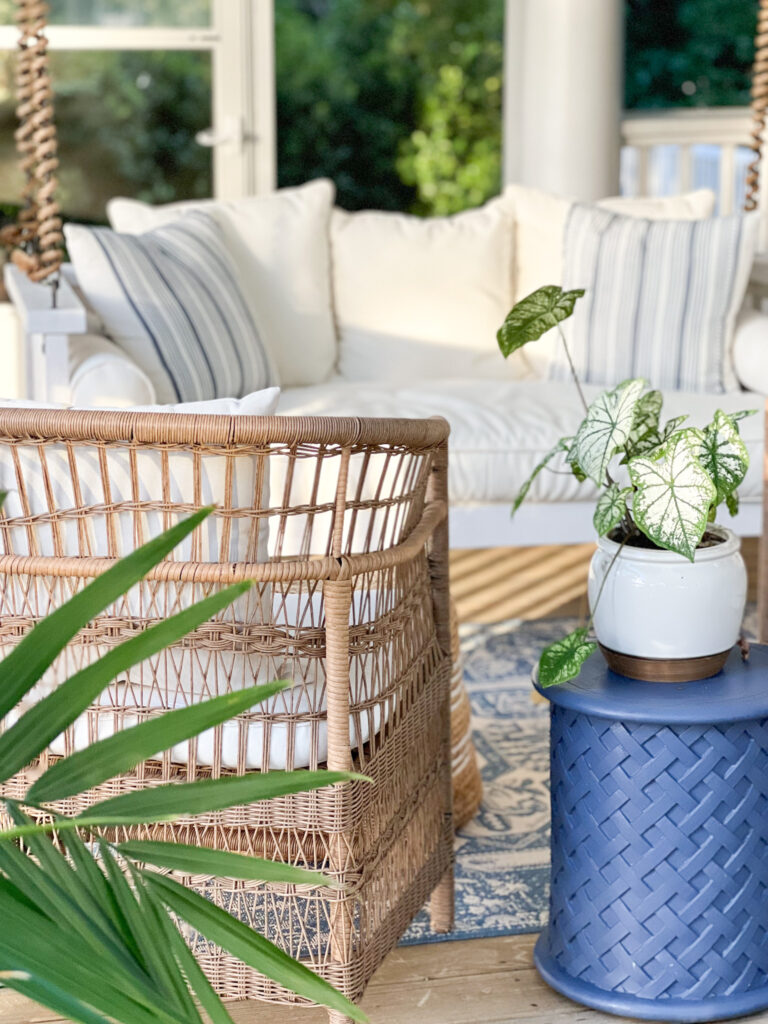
[565,442,587,482]
[628,430,716,560]
[593,484,632,536]
[698,409,749,506]
[628,389,662,448]
[538,628,597,688]
[661,415,688,440]
[572,378,645,485]
[497,285,585,358]
[730,409,758,426]
[512,438,570,515]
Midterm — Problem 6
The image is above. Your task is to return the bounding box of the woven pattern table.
[533,646,768,1023]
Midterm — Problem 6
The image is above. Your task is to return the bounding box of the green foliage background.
[0,0,761,219]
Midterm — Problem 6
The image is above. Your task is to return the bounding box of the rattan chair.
[0,407,454,1023]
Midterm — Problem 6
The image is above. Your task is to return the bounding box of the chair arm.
[69,333,157,408]
[732,307,768,395]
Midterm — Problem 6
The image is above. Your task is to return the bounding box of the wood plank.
[3,932,768,1024]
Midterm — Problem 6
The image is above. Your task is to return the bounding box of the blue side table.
[533,646,768,1023]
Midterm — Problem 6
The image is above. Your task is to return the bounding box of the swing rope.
[1,0,63,284]
[746,0,768,210]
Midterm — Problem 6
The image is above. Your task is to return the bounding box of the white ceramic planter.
[588,526,747,678]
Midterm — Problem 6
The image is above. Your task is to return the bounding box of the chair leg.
[429,864,454,934]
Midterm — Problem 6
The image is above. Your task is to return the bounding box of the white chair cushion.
[107,179,337,387]
[278,377,764,506]
[331,195,523,381]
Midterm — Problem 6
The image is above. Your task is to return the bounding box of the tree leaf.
[572,378,645,485]
[497,285,585,357]
[698,409,749,506]
[628,430,716,561]
[726,491,739,517]
[0,507,214,724]
[593,485,632,537]
[0,581,253,786]
[29,679,287,804]
[538,628,597,688]
[512,438,570,515]
[142,872,368,1022]
[116,841,335,887]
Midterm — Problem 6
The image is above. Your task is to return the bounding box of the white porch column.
[503,0,624,201]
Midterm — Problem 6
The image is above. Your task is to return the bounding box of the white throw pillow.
[554,206,759,393]
[107,180,337,387]
[332,195,519,381]
[503,184,716,305]
[65,212,277,404]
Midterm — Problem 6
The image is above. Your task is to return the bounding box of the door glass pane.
[0,50,212,221]
[275,0,504,215]
[0,1,211,26]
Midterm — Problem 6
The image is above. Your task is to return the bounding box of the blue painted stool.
[533,646,768,1023]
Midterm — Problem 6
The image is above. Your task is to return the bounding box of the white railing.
[620,107,758,215]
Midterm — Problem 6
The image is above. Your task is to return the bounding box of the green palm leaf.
[0,506,214,723]
[142,871,368,1023]
[0,772,368,841]
[116,841,335,887]
[0,581,252,785]
[29,679,287,803]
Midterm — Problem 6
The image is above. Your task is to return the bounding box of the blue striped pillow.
[553,204,758,393]
[65,211,277,404]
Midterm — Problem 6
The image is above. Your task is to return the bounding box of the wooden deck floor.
[0,933,766,1024]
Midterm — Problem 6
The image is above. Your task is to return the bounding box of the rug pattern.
[401,617,574,944]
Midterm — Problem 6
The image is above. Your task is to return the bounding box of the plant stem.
[558,324,588,415]
[585,533,630,637]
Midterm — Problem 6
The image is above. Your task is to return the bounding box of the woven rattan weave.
[0,408,454,1022]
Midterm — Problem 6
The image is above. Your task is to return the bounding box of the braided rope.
[746,0,768,210]
[0,0,62,283]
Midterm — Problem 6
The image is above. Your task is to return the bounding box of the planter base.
[598,644,731,682]
[534,937,768,1022]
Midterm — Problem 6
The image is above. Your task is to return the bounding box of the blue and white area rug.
[401,617,572,945]
[401,609,759,946]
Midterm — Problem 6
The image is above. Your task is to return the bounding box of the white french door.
[0,0,275,216]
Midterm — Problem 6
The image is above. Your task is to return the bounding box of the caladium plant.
[498,286,756,688]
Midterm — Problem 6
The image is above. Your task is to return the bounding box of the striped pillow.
[552,205,758,393]
[64,212,277,404]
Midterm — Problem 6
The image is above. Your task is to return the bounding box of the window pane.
[0,1,211,26]
[275,0,504,215]
[0,50,212,221]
